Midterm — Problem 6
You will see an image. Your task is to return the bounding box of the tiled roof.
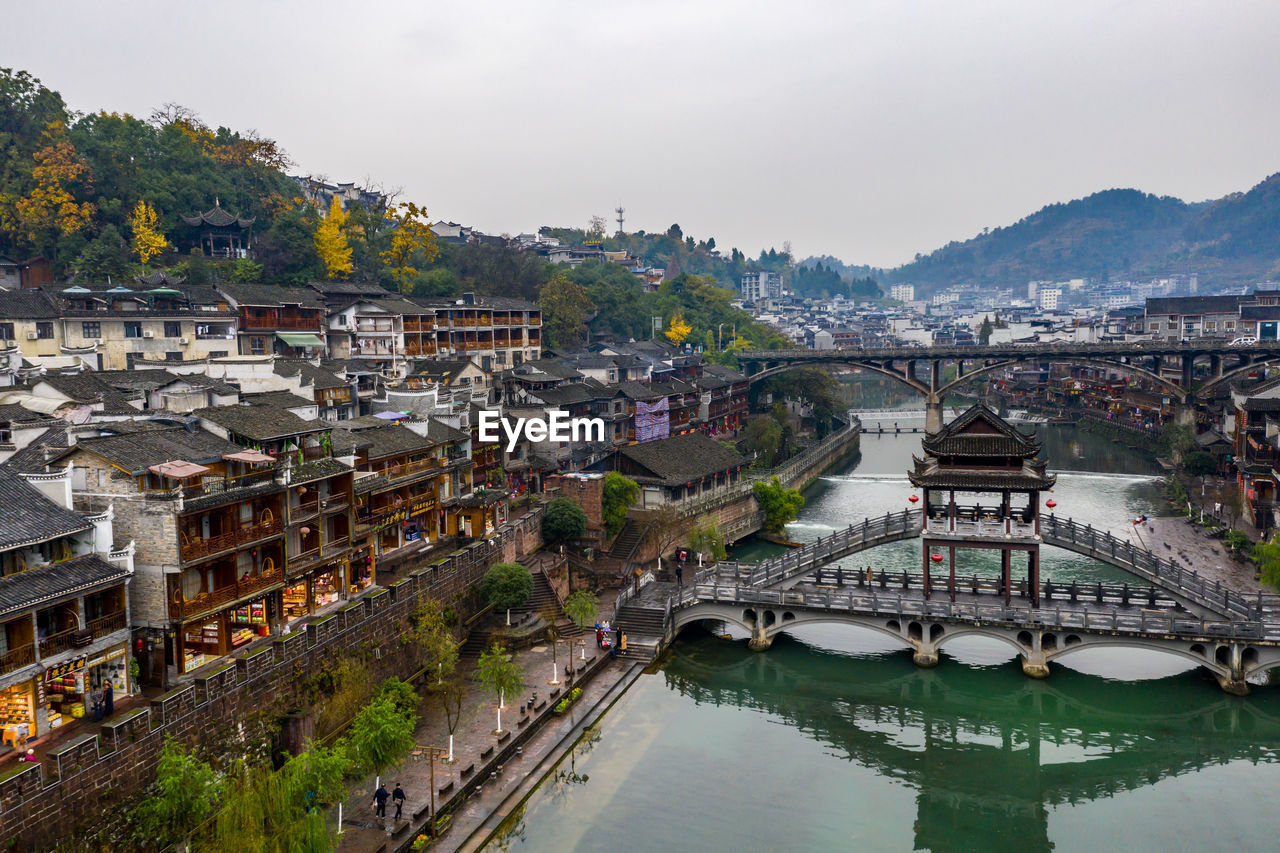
[274,360,348,390]
[346,423,437,459]
[0,553,130,618]
[921,405,1041,459]
[215,283,325,309]
[0,467,91,549]
[2,424,70,473]
[616,433,746,485]
[0,289,58,318]
[62,425,243,475]
[194,404,328,441]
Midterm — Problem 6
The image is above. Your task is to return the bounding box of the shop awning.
[277,333,326,348]
[148,460,210,479]
[223,449,275,464]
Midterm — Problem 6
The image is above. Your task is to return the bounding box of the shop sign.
[372,509,407,533]
[87,647,127,669]
[44,656,87,683]
[409,498,436,518]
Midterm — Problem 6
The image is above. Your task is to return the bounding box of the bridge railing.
[1042,515,1261,620]
[737,509,921,588]
[683,581,1272,641]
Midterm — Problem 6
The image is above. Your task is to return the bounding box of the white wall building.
[890,284,915,302]
[740,271,783,302]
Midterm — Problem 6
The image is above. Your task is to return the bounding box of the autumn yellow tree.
[128,200,167,267]
[380,201,440,294]
[0,121,95,251]
[665,310,692,346]
[314,195,353,278]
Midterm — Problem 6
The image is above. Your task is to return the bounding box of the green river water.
[488,426,1280,852]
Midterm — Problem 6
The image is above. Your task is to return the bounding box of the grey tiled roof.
[274,360,348,390]
[193,404,328,441]
[0,553,130,618]
[616,433,746,485]
[62,426,243,475]
[0,467,92,549]
[345,423,437,459]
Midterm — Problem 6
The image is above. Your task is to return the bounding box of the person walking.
[675,563,683,586]
[392,783,406,820]
[103,681,114,717]
[90,686,103,723]
[374,784,390,818]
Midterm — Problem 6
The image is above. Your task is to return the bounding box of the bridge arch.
[931,627,1029,659]
[1045,638,1226,678]
[935,356,1189,402]
[745,358,930,397]
[1196,354,1280,397]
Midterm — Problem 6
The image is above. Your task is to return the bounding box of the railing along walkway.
[675,580,1279,642]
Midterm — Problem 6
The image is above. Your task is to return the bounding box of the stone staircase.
[608,518,646,560]
[460,570,580,660]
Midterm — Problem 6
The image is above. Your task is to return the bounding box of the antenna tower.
[615,205,625,236]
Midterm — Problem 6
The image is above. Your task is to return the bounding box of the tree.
[543,496,588,544]
[642,504,687,566]
[479,562,533,625]
[128,199,167,266]
[704,329,715,353]
[1159,422,1195,465]
[314,195,353,278]
[431,674,466,762]
[1254,539,1280,590]
[688,518,727,562]
[979,315,993,345]
[380,200,440,293]
[1182,450,1216,478]
[564,589,598,632]
[132,737,225,849]
[586,215,607,241]
[70,223,130,281]
[0,121,95,257]
[346,692,417,777]
[602,472,640,540]
[664,309,692,346]
[409,598,460,682]
[539,269,595,349]
[753,476,805,535]
[477,643,524,733]
[744,417,783,467]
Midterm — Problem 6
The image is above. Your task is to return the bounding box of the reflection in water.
[660,632,1280,853]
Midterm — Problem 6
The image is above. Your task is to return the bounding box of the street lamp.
[717,323,728,351]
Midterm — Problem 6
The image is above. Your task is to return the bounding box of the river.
[487,426,1280,852]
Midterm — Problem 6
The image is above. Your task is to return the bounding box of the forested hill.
[878,175,1280,293]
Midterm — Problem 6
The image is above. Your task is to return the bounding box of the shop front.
[0,678,37,747]
[281,562,347,624]
[178,594,274,674]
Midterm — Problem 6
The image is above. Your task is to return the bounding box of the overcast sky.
[9,1,1280,268]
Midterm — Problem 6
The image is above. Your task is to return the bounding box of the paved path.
[335,637,638,853]
[1119,515,1261,594]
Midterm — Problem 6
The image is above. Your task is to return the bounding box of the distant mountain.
[854,174,1280,294]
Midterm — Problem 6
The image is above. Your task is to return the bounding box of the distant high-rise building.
[741,271,783,302]
[890,284,915,302]
[1038,288,1062,311]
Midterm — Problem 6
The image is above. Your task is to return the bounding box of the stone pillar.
[913,641,939,668]
[1216,643,1249,695]
[1021,633,1050,679]
[1174,401,1195,427]
[925,398,944,434]
[748,619,772,651]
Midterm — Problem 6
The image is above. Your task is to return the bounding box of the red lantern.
[930,553,943,563]
[908,494,919,504]
[1045,499,1057,510]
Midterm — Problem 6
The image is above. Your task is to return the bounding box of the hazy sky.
[8,1,1280,268]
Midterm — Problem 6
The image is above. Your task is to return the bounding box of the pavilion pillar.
[948,490,956,532]
[1001,550,1011,605]
[1002,490,1010,535]
[1029,550,1041,608]
[1033,492,1040,536]
[948,546,956,602]
[922,545,931,599]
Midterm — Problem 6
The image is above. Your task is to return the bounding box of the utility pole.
[415,745,450,836]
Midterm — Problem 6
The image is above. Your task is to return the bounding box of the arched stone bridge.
[669,580,1280,694]
[738,340,1280,432]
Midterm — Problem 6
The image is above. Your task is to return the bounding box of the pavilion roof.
[921,404,1042,459]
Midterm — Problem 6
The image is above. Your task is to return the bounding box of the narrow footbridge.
[718,509,1270,622]
[615,510,1280,693]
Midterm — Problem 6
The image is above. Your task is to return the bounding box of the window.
[124,322,143,339]
[249,336,265,355]
[35,322,53,340]
[164,321,182,338]
[82,322,100,339]
[209,350,228,359]
[0,323,12,340]
[1167,322,1176,331]
[165,352,183,362]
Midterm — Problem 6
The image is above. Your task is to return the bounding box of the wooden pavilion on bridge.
[909,404,1055,607]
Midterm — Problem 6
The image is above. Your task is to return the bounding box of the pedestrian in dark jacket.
[104,682,114,716]
[392,784,406,820]
[374,784,390,817]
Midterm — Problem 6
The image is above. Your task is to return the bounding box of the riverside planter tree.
[477,643,524,734]
[479,561,533,626]
[753,476,805,535]
[347,685,418,778]
[410,597,460,682]
[602,472,640,540]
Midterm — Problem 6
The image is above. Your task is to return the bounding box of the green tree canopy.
[564,589,599,631]
[476,643,525,732]
[479,561,533,612]
[346,692,417,777]
[543,497,588,543]
[602,472,640,539]
[753,476,805,535]
[132,737,225,848]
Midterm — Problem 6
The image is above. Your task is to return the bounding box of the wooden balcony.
[180,519,283,563]
[0,643,35,674]
[242,315,324,331]
[39,628,82,658]
[171,567,285,621]
[86,611,127,637]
